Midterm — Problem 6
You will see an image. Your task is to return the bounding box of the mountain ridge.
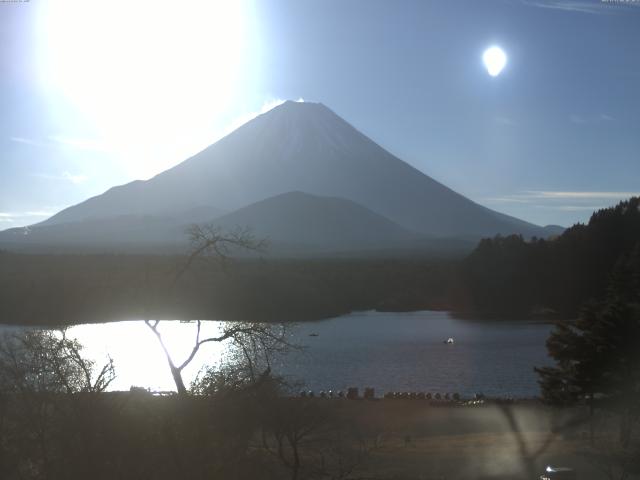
[5,100,560,253]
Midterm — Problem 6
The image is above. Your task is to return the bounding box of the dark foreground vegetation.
[1,329,638,480]
[0,330,638,480]
[0,328,368,480]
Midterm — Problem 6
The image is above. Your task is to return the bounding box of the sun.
[37,0,254,179]
[483,46,507,77]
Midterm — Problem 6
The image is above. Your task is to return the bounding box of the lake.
[1,311,555,397]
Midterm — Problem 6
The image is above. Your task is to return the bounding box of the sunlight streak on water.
[2,312,553,396]
[67,320,229,392]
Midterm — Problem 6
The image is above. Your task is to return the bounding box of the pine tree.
[536,245,640,445]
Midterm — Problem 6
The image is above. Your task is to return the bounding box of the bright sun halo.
[37,1,252,179]
[483,46,507,77]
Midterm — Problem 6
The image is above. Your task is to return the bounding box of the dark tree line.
[457,197,640,318]
[534,245,640,479]
[536,246,640,410]
[0,254,454,326]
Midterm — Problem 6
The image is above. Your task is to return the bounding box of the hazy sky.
[1,0,639,229]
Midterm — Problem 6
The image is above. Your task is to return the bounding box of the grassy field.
[315,400,614,480]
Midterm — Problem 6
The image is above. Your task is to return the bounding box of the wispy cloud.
[61,171,89,184]
[484,196,533,204]
[555,205,605,211]
[48,135,111,152]
[483,190,639,212]
[9,135,110,152]
[33,171,89,185]
[569,113,614,124]
[9,137,47,147]
[486,190,640,202]
[0,213,14,223]
[520,0,639,14]
[523,190,638,200]
[0,209,59,226]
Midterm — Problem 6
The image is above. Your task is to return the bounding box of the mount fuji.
[0,101,561,254]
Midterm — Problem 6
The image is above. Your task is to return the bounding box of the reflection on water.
[67,320,230,392]
[2,311,554,396]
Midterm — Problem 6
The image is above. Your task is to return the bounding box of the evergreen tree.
[536,246,640,444]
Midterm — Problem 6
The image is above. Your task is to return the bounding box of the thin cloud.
[524,191,638,200]
[48,135,111,152]
[519,0,638,14]
[485,191,640,202]
[61,171,89,184]
[569,113,615,124]
[0,209,58,225]
[10,135,110,152]
[9,137,47,147]
[555,205,605,211]
[34,171,89,185]
[25,210,58,216]
[484,196,532,204]
[483,190,639,212]
[0,210,58,217]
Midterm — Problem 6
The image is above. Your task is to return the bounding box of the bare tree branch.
[172,223,268,287]
[143,222,296,396]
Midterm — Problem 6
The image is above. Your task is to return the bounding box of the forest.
[457,197,640,318]
[0,252,454,326]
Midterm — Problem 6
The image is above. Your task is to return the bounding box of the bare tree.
[145,319,290,395]
[261,397,330,480]
[0,330,115,478]
[146,223,292,395]
[260,397,377,480]
[0,329,115,395]
[172,223,268,286]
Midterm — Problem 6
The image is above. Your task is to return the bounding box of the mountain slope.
[37,101,551,239]
[0,215,186,252]
[211,191,420,252]
[0,205,225,253]
[0,192,424,255]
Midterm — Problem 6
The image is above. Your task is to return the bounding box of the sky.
[1,0,639,229]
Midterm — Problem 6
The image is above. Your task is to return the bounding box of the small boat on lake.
[309,333,319,337]
[444,337,454,344]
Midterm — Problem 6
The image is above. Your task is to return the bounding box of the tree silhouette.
[145,223,290,395]
[460,197,640,317]
[536,246,640,445]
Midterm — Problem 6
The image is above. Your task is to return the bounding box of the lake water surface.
[3,311,554,397]
[278,311,554,397]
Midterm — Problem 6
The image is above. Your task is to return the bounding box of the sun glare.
[37,1,253,179]
[68,321,229,392]
[482,46,507,77]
